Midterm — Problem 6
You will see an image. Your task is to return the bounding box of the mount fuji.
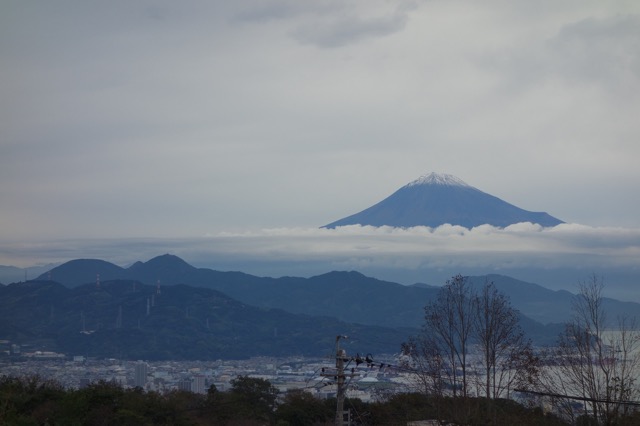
[323,172,564,229]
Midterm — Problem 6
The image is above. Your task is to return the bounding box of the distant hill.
[323,172,564,229]
[39,256,434,326]
[466,274,576,325]
[36,254,603,326]
[0,280,408,360]
[39,255,262,289]
[0,265,24,285]
[44,259,126,285]
[0,263,58,285]
[34,254,640,347]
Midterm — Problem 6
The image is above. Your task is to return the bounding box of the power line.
[317,335,419,425]
[514,388,640,407]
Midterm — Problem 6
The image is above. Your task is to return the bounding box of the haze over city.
[1,1,639,298]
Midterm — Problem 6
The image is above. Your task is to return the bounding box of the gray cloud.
[290,9,410,48]
[550,14,640,92]
[475,13,640,102]
[233,0,417,47]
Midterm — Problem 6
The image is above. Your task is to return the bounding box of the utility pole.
[321,335,367,425]
[335,335,346,426]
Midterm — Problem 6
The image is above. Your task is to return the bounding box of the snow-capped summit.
[406,172,470,188]
[323,173,564,229]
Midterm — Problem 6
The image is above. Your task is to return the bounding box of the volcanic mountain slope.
[323,172,564,229]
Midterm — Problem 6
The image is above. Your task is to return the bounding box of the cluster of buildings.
[0,351,412,402]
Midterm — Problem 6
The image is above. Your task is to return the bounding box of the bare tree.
[541,275,640,425]
[400,336,447,396]
[406,275,539,403]
[422,274,474,398]
[472,281,535,400]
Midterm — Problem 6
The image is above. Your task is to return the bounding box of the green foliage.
[369,393,568,426]
[275,390,333,425]
[0,375,65,425]
[228,375,278,423]
[369,392,435,425]
[0,375,576,426]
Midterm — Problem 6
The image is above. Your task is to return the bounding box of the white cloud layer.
[2,223,638,299]
[213,223,640,274]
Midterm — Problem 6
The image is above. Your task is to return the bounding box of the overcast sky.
[1,1,639,296]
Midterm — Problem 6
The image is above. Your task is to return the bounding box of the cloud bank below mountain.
[2,223,638,300]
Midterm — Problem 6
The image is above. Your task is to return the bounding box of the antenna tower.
[116,305,122,328]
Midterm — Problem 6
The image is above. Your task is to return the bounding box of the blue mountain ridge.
[33,254,640,331]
